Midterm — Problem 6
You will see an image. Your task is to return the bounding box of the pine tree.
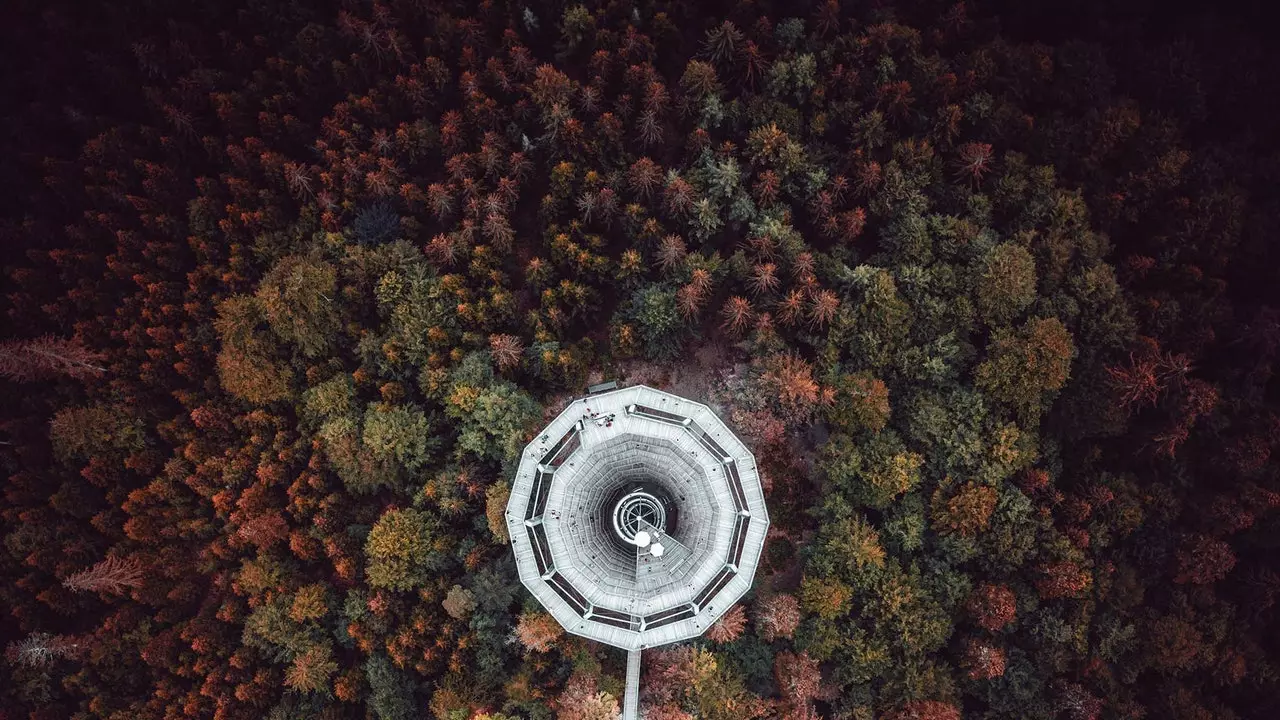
[63,554,145,594]
[955,142,994,183]
[489,334,525,370]
[365,508,438,591]
[556,672,619,720]
[774,650,821,705]
[4,632,81,668]
[746,263,779,296]
[757,594,800,641]
[0,336,105,382]
[808,289,840,328]
[759,353,821,426]
[656,235,688,272]
[721,296,754,335]
[706,604,746,643]
[968,583,1017,631]
[515,610,564,652]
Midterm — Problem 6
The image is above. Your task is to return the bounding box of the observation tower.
[506,384,769,719]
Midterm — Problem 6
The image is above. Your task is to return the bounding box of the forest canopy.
[2,0,1279,719]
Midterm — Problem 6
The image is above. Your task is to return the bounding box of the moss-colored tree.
[826,372,891,434]
[975,317,1075,419]
[366,653,416,720]
[361,402,440,473]
[365,508,438,591]
[974,243,1037,326]
[821,431,923,510]
[215,295,294,404]
[800,576,853,620]
[841,266,913,370]
[622,284,688,361]
[485,481,512,544]
[49,404,145,461]
[257,255,341,357]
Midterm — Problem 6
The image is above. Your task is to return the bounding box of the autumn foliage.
[2,0,1278,719]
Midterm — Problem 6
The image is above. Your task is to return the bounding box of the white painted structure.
[506,385,769,718]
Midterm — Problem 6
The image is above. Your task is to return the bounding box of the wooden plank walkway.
[623,649,642,720]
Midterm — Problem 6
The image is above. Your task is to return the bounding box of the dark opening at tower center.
[603,480,679,552]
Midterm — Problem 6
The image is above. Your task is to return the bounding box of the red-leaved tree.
[774,650,821,704]
[968,583,1017,631]
[706,604,746,643]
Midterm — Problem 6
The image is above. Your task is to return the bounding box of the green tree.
[826,372,891,434]
[821,431,923,510]
[374,262,457,368]
[365,508,439,591]
[243,596,319,662]
[442,353,541,468]
[447,383,539,468]
[977,486,1041,574]
[318,417,400,495]
[366,653,416,720]
[975,317,1076,418]
[812,503,887,581]
[975,243,1037,326]
[49,403,145,461]
[800,576,854,620]
[215,294,295,404]
[362,402,440,473]
[839,266,913,371]
[301,374,356,426]
[257,255,341,357]
[621,284,689,361]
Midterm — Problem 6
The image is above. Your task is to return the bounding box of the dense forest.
[2,0,1279,718]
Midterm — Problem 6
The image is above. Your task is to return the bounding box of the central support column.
[623,648,641,720]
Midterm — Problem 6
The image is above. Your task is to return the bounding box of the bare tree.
[64,555,145,594]
[0,336,106,382]
[5,632,81,668]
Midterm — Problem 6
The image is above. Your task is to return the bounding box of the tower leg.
[623,648,641,720]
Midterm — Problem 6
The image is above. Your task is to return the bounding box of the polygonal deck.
[506,385,769,651]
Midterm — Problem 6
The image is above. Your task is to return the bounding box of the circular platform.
[506,385,769,650]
